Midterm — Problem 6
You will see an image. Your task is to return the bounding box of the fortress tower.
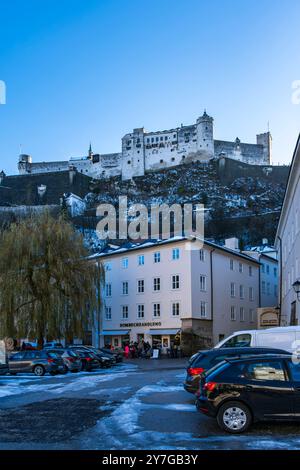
[196,110,214,158]
[18,154,32,174]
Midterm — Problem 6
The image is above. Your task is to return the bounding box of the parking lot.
[1,358,300,450]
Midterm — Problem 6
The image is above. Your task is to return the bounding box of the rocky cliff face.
[73,158,289,252]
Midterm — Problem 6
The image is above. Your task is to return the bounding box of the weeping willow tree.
[0,212,104,348]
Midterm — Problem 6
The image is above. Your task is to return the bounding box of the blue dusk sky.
[0,0,300,175]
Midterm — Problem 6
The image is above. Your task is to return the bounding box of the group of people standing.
[124,340,152,359]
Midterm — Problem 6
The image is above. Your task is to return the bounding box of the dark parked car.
[70,349,101,371]
[43,342,64,349]
[184,347,290,394]
[9,350,65,376]
[46,348,81,372]
[69,346,112,368]
[87,347,116,365]
[196,354,300,433]
[100,347,123,363]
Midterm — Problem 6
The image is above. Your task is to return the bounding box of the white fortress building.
[18,111,272,181]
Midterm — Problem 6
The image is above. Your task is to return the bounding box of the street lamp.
[293,280,300,301]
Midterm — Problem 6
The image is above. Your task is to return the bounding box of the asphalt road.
[0,359,300,450]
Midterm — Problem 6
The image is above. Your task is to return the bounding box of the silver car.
[9,350,65,376]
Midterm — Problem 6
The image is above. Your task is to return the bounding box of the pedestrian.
[124,343,130,359]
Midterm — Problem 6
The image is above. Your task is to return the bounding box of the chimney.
[225,237,240,251]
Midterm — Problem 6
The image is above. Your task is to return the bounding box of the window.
[274,285,278,297]
[230,282,236,298]
[288,361,300,381]
[245,361,286,382]
[105,306,112,320]
[222,333,251,348]
[240,307,245,322]
[230,259,234,271]
[172,248,180,260]
[138,255,145,266]
[122,258,128,269]
[239,263,243,273]
[172,302,180,316]
[153,277,161,292]
[249,266,253,277]
[137,304,145,318]
[154,252,161,263]
[230,306,236,321]
[262,281,266,294]
[122,305,128,319]
[249,308,254,323]
[200,275,207,292]
[105,262,112,272]
[137,279,145,293]
[261,263,265,273]
[172,274,180,290]
[153,303,161,318]
[274,267,277,277]
[267,282,270,295]
[122,281,128,295]
[249,287,254,301]
[266,265,270,275]
[239,285,244,299]
[199,249,205,262]
[105,283,112,297]
[200,301,207,318]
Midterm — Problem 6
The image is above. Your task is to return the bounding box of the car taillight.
[47,358,54,363]
[187,367,205,376]
[204,381,217,392]
[86,357,92,361]
[66,357,75,362]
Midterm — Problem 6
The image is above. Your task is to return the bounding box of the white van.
[214,326,300,352]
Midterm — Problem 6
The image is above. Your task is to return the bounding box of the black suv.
[196,354,300,433]
[184,347,290,394]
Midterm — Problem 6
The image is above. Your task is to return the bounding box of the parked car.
[184,347,290,394]
[69,349,101,371]
[46,348,81,372]
[69,346,113,368]
[21,342,37,351]
[43,342,64,349]
[9,350,65,376]
[196,354,300,433]
[86,347,116,365]
[100,347,123,363]
[214,326,300,352]
[0,340,8,376]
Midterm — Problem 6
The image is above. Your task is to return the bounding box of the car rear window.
[189,353,205,365]
[287,360,300,381]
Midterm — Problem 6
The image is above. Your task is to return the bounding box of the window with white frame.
[172,274,180,290]
[249,308,254,323]
[122,257,128,269]
[230,282,236,298]
[200,275,207,291]
[172,248,180,260]
[240,307,245,322]
[137,279,145,293]
[122,281,128,295]
[230,306,236,321]
[199,249,205,262]
[249,287,254,301]
[153,303,161,318]
[137,304,145,318]
[153,277,161,291]
[200,301,207,318]
[105,262,112,272]
[172,302,180,316]
[154,251,161,263]
[138,254,145,266]
[239,263,243,273]
[230,259,234,271]
[105,306,112,320]
[122,305,128,319]
[240,285,244,299]
[105,283,112,297]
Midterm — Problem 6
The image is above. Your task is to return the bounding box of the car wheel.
[217,401,252,434]
[33,365,45,377]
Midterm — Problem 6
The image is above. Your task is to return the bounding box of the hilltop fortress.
[17,111,272,181]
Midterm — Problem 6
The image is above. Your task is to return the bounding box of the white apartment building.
[276,135,300,325]
[93,237,261,352]
[243,250,278,308]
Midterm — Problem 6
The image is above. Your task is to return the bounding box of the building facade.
[276,135,300,326]
[94,237,261,352]
[16,112,272,181]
